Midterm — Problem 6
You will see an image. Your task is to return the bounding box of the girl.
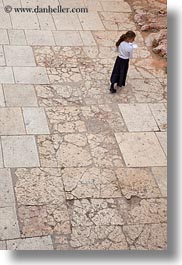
[110,31,136,93]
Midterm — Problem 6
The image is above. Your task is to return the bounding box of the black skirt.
[110,56,129,87]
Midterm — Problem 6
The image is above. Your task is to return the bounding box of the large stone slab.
[0,168,15,207]
[152,167,167,197]
[13,67,49,84]
[8,29,27,45]
[4,46,36,66]
[25,30,55,46]
[78,12,105,30]
[115,132,167,167]
[149,103,167,131]
[0,30,9,45]
[0,85,5,106]
[0,67,14,84]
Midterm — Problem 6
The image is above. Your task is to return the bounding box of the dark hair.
[116,31,136,47]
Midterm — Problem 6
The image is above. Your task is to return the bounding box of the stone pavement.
[0,0,167,250]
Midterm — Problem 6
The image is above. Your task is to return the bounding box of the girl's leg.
[110,83,116,93]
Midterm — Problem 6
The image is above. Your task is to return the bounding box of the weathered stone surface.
[0,168,15,207]
[152,167,167,197]
[0,241,6,250]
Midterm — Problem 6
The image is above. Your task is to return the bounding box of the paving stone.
[88,133,125,168]
[45,106,86,133]
[115,132,167,167]
[149,103,167,131]
[83,0,103,11]
[156,132,167,156]
[0,67,14,84]
[20,0,59,7]
[80,31,97,46]
[0,241,6,250]
[0,206,20,240]
[115,168,161,199]
[23,107,50,134]
[0,85,5,106]
[4,46,36,67]
[0,46,5,66]
[17,204,71,237]
[78,12,105,30]
[38,13,56,30]
[118,103,158,132]
[8,30,27,45]
[69,225,128,250]
[25,30,55,46]
[0,8,12,29]
[53,13,82,30]
[62,167,122,199]
[0,141,3,168]
[0,168,15,207]
[123,223,167,250]
[0,108,26,135]
[35,84,83,107]
[3,84,38,107]
[81,104,126,133]
[0,29,9,44]
[1,136,40,168]
[93,31,119,47]
[7,236,54,250]
[100,0,132,12]
[53,31,83,46]
[10,12,40,29]
[47,67,83,83]
[152,167,167,197]
[13,67,49,84]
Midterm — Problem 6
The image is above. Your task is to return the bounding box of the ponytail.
[116,31,136,47]
[116,34,126,47]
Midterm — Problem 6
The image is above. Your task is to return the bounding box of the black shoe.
[110,88,117,93]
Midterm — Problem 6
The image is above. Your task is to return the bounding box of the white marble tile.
[0,206,20,240]
[3,84,38,106]
[25,30,55,46]
[53,31,83,46]
[0,29,9,45]
[1,135,40,167]
[4,46,36,66]
[118,104,159,132]
[0,67,14,84]
[23,107,50,134]
[0,108,26,135]
[115,132,167,167]
[8,29,27,45]
[13,67,49,84]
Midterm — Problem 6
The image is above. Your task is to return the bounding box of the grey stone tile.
[0,241,6,250]
[53,13,82,30]
[53,31,83,46]
[78,12,105,30]
[0,8,12,29]
[0,85,5,106]
[0,67,14,84]
[1,136,40,167]
[156,132,167,156]
[25,30,55,46]
[8,30,27,45]
[0,29,9,45]
[13,67,49,84]
[10,12,40,29]
[0,139,3,168]
[4,46,36,66]
[152,167,167,197]
[0,168,15,207]
[0,46,5,66]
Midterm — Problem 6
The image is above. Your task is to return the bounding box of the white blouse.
[118,41,135,59]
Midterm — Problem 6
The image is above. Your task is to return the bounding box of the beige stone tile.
[93,31,119,47]
[100,12,136,31]
[53,31,83,46]
[70,226,128,250]
[0,168,15,207]
[149,103,167,131]
[0,8,12,29]
[45,106,86,133]
[100,0,132,12]
[23,107,50,134]
[81,104,126,133]
[0,67,14,84]
[3,84,38,107]
[35,84,83,107]
[115,132,167,167]
[116,168,161,199]
[38,13,56,30]
[11,12,40,29]
[80,31,97,46]
[14,168,64,205]
[62,167,122,200]
[152,167,167,197]
[1,136,40,167]
[4,46,36,67]
[0,29,9,44]
[25,30,55,46]
[13,67,49,84]
[78,12,105,30]
[53,13,82,30]
[88,133,125,168]
[0,46,5,66]
[0,241,6,250]
[0,140,3,168]
[0,85,5,106]
[8,29,27,45]
[7,236,54,250]
[0,206,20,240]
[156,132,167,156]
[83,0,103,11]
[118,104,158,132]
[123,223,167,250]
[0,108,26,135]
[17,204,71,237]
